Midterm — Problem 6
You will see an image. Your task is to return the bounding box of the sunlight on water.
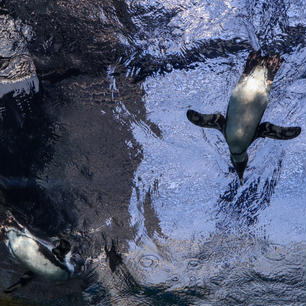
[1,0,305,304]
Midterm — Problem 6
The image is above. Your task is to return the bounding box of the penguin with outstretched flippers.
[0,213,77,294]
[187,51,301,183]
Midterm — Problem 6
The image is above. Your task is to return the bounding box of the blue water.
[0,0,305,305]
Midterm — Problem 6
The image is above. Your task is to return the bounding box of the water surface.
[0,0,305,305]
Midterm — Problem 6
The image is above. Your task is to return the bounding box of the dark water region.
[0,0,306,305]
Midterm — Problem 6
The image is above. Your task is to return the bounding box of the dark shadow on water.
[216,158,283,229]
[0,87,78,235]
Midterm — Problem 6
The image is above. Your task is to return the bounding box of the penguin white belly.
[225,67,270,154]
[7,231,69,280]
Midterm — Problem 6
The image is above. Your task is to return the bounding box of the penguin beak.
[230,154,248,184]
[236,165,245,185]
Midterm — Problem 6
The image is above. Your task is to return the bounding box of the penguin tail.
[243,50,283,82]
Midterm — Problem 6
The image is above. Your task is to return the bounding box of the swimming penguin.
[187,51,301,183]
[0,213,75,293]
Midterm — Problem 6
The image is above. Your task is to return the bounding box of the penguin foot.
[243,50,262,75]
[266,55,283,81]
[243,51,283,82]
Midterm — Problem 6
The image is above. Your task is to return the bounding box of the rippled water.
[0,0,305,305]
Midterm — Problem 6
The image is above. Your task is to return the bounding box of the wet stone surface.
[0,0,306,305]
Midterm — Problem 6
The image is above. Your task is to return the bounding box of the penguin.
[186,51,301,183]
[0,213,75,293]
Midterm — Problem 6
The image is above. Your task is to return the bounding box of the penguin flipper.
[256,122,301,140]
[187,110,225,134]
[4,271,34,294]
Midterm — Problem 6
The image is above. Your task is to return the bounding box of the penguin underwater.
[0,213,77,293]
[187,51,301,182]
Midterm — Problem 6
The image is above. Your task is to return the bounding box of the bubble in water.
[261,244,286,261]
[168,275,180,283]
[139,254,159,269]
[198,251,212,261]
[187,259,202,270]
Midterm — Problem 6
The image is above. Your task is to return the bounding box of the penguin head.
[0,212,25,240]
[230,151,248,183]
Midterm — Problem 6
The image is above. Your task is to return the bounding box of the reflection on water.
[0,0,306,305]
